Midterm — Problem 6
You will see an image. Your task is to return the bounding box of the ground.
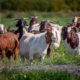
[0,65,80,76]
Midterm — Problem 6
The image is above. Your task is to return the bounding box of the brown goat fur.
[0,32,19,60]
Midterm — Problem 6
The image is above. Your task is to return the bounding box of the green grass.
[0,69,80,80]
[0,12,80,66]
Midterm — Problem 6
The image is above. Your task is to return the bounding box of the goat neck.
[15,27,23,40]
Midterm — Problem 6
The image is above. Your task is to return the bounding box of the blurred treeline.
[0,0,80,12]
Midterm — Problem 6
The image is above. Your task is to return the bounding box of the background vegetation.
[0,0,80,12]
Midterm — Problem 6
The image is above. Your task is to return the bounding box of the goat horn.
[35,16,41,18]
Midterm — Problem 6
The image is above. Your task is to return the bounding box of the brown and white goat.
[0,32,19,60]
[61,26,80,55]
[39,20,61,57]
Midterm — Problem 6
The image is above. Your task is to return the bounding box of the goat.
[7,18,28,40]
[0,24,7,33]
[20,28,56,64]
[39,20,61,57]
[61,26,80,55]
[0,32,19,60]
[28,16,40,34]
[47,21,62,48]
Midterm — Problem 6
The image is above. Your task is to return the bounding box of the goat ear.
[67,33,71,43]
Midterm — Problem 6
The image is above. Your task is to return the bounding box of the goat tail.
[23,28,27,34]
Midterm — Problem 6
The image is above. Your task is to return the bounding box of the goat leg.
[47,43,52,58]
[1,50,5,60]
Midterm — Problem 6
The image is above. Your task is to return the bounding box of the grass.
[0,69,80,80]
[0,11,80,79]
[0,11,80,66]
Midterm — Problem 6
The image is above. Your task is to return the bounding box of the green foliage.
[1,0,80,12]
[6,11,15,18]
[0,69,80,80]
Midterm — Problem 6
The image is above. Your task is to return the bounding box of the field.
[0,11,80,79]
[0,15,80,66]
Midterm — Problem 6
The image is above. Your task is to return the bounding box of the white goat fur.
[52,27,61,49]
[20,28,56,64]
[0,24,4,33]
[50,23,62,34]
[31,23,40,31]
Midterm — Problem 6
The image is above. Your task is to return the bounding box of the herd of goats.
[0,16,80,64]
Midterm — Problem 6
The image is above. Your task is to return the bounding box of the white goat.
[20,28,56,64]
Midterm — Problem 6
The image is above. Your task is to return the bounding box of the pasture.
[0,16,80,66]
[0,12,80,79]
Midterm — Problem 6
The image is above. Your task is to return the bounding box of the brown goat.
[0,32,19,60]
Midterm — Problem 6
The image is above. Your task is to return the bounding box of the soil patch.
[0,65,80,76]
